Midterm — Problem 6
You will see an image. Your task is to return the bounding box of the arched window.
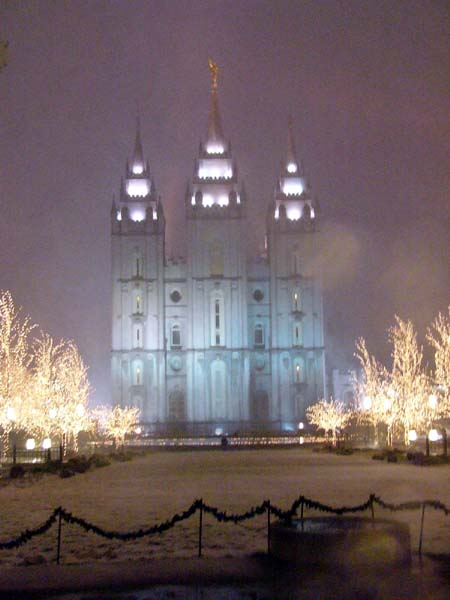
[293,322,303,347]
[133,249,144,278]
[171,324,181,348]
[168,390,186,422]
[254,324,264,348]
[292,289,302,311]
[210,291,225,346]
[210,359,227,419]
[132,360,143,385]
[291,249,301,275]
[293,357,305,383]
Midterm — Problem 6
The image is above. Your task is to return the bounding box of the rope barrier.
[0,494,448,551]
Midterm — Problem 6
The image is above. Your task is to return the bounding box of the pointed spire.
[131,117,145,174]
[286,116,299,172]
[206,59,224,152]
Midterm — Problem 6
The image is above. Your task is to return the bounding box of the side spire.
[206,59,224,151]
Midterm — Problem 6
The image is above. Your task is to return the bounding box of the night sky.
[1,1,448,405]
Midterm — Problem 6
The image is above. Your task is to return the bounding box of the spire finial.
[208,58,219,90]
[287,115,296,161]
[206,59,224,147]
[284,115,300,172]
[131,116,145,173]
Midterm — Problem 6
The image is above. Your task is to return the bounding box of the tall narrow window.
[291,250,301,275]
[293,322,303,347]
[292,289,302,311]
[293,358,304,383]
[254,324,264,347]
[132,360,143,385]
[210,292,225,346]
[136,258,140,277]
[171,324,181,348]
[136,295,141,313]
[133,323,143,349]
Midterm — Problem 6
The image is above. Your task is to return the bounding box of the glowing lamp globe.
[428,429,439,442]
[299,436,305,445]
[428,394,437,409]
[408,430,417,442]
[135,427,142,435]
[26,438,36,450]
[298,421,304,430]
[362,396,372,410]
[6,406,16,421]
[42,438,52,450]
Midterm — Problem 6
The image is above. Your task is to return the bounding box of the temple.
[111,64,325,434]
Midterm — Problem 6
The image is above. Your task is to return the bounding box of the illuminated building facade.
[111,69,325,434]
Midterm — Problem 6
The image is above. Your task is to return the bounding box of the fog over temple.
[111,64,325,434]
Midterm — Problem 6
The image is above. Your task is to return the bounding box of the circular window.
[253,289,264,302]
[170,356,182,371]
[254,355,265,371]
[170,290,182,303]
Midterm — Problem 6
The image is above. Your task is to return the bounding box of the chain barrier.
[0,495,448,556]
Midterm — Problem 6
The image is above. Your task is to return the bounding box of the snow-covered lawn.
[0,449,448,567]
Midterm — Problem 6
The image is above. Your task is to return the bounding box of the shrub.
[386,452,398,463]
[66,456,91,473]
[59,467,75,478]
[88,454,111,468]
[109,452,132,462]
[336,447,353,455]
[31,460,61,474]
[372,452,385,461]
[9,464,25,479]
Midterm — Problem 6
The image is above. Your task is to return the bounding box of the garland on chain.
[373,496,449,515]
[0,494,448,550]
[0,508,59,549]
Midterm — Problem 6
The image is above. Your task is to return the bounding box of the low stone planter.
[271,516,411,570]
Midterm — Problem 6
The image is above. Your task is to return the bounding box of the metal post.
[370,497,375,527]
[442,428,447,458]
[418,503,426,557]
[425,436,430,457]
[56,510,63,565]
[301,499,304,531]
[12,444,16,465]
[198,499,203,558]
[267,500,271,555]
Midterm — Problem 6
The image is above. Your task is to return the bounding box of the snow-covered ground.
[0,449,448,568]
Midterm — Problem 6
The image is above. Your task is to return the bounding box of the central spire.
[206,59,224,153]
[131,117,145,174]
[285,116,300,174]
